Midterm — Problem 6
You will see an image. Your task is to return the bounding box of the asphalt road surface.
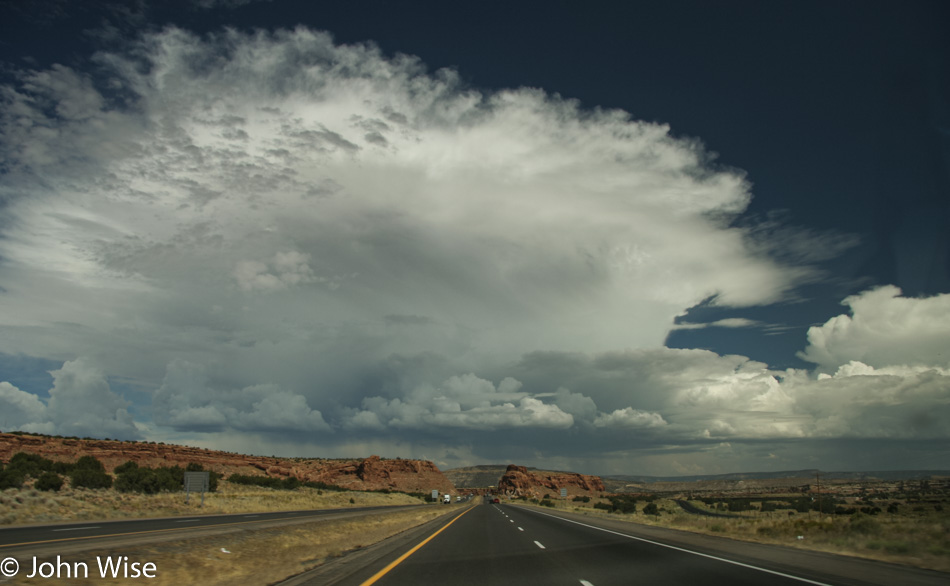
[300,503,947,586]
[0,504,417,552]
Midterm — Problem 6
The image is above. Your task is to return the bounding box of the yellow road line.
[360,507,474,586]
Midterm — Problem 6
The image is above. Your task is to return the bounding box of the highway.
[0,504,419,552]
[292,503,948,586]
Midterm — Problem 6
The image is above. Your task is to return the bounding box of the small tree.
[35,472,64,492]
[8,452,56,477]
[74,455,106,472]
[70,466,113,490]
[0,467,24,490]
[643,502,659,516]
[114,461,139,475]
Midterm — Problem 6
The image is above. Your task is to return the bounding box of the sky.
[0,0,948,477]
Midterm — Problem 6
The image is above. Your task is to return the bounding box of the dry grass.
[1,483,426,526]
[523,497,950,573]
[14,505,455,585]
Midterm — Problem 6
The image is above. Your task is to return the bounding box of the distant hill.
[602,469,950,493]
[0,432,455,494]
[604,469,950,484]
[444,464,585,489]
[446,464,950,493]
[443,465,509,489]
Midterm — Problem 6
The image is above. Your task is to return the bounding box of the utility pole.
[816,471,822,522]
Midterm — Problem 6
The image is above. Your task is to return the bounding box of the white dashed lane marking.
[534,541,545,549]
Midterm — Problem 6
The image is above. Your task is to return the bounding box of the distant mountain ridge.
[603,469,950,484]
[445,464,580,489]
[0,432,455,494]
[445,464,950,493]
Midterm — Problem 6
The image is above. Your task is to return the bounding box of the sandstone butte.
[498,464,605,499]
[0,433,455,494]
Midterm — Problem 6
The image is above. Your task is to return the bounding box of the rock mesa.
[0,433,454,494]
[498,464,604,498]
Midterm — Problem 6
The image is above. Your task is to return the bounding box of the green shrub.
[51,461,75,475]
[539,499,555,508]
[572,495,590,503]
[70,467,113,489]
[113,461,139,475]
[35,472,64,492]
[114,466,180,494]
[727,498,753,512]
[74,456,105,472]
[226,474,312,491]
[8,452,50,474]
[643,503,659,516]
[0,468,24,490]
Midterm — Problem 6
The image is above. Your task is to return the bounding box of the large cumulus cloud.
[0,27,805,387]
[0,359,139,439]
[152,359,331,433]
[1,27,945,473]
[799,286,950,372]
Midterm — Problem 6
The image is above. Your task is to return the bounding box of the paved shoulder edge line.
[523,507,833,586]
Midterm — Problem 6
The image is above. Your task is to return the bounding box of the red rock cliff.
[0,433,454,494]
[497,464,605,498]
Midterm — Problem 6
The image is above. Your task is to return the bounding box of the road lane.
[311,504,948,586]
[0,504,420,550]
[330,504,570,586]
[501,505,825,586]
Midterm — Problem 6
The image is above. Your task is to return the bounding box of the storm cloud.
[1,27,947,474]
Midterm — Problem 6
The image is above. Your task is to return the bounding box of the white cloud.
[0,26,814,392]
[593,407,667,428]
[799,286,950,371]
[233,250,316,291]
[152,359,331,433]
[344,374,573,431]
[0,359,139,439]
[0,382,49,431]
[511,347,950,443]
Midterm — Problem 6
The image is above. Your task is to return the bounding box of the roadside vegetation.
[0,452,431,526]
[517,486,950,573]
[15,505,455,585]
